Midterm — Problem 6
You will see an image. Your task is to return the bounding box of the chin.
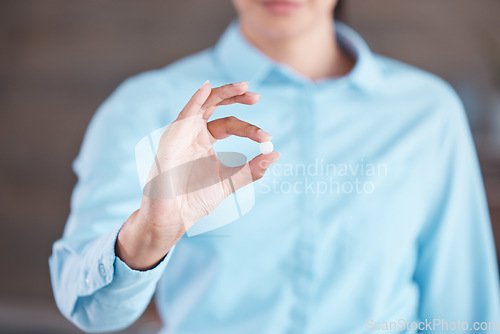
[246,16,314,40]
[234,0,332,40]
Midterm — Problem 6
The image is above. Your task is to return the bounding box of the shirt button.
[85,274,91,287]
[99,263,106,277]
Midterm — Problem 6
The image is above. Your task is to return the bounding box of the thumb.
[248,151,281,181]
[221,152,280,194]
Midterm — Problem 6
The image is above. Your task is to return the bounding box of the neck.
[240,19,354,81]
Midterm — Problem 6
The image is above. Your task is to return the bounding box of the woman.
[50,0,500,333]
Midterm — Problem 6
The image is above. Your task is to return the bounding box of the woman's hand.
[116,81,280,270]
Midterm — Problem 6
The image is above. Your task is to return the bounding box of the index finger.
[177,80,212,120]
[202,82,260,120]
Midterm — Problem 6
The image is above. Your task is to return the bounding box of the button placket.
[287,83,320,334]
[99,263,106,277]
[85,274,91,287]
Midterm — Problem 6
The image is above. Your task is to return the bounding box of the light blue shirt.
[49,21,500,333]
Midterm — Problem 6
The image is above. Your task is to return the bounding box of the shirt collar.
[213,20,381,91]
[212,20,274,86]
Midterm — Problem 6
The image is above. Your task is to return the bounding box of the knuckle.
[213,93,224,104]
[245,123,255,133]
[254,170,265,180]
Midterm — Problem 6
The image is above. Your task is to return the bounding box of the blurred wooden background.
[1,0,499,332]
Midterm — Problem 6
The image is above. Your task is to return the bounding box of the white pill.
[259,141,274,155]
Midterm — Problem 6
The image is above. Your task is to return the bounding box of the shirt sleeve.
[49,73,175,332]
[414,85,500,333]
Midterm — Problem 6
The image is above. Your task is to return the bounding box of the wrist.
[116,210,181,271]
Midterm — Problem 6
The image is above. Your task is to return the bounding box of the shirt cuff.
[112,244,175,290]
[79,222,175,296]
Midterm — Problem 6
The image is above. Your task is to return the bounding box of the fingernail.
[233,81,249,87]
[245,91,261,98]
[257,129,272,141]
[202,80,210,87]
[270,152,281,161]
[262,154,280,168]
